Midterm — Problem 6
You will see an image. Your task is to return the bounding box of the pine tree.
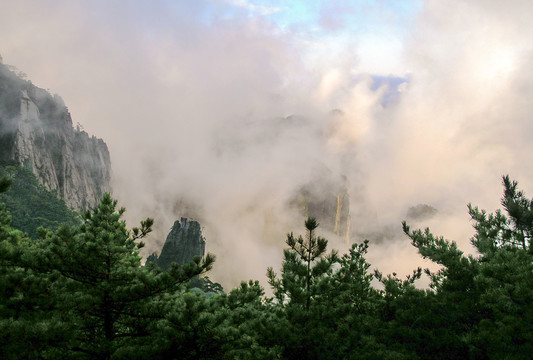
[267,218,337,309]
[30,193,215,359]
[0,176,70,359]
[266,218,338,360]
[402,175,533,358]
[141,280,279,360]
[466,175,533,357]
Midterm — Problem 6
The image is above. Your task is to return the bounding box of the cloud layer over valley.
[2,0,533,288]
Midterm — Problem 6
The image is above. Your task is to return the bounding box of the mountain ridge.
[0,62,111,211]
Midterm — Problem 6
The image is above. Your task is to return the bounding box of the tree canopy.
[1,175,532,359]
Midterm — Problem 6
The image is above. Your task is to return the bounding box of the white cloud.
[222,0,283,15]
[1,0,533,289]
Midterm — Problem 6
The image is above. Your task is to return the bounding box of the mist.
[1,0,533,289]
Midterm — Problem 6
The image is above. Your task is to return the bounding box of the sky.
[1,0,533,289]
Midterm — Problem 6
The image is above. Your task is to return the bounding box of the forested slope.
[0,164,79,238]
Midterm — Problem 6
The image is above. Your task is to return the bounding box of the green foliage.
[0,175,70,359]
[0,191,215,359]
[189,276,224,296]
[135,280,279,359]
[266,219,406,360]
[401,175,533,359]
[2,175,533,359]
[466,176,533,358]
[0,165,79,237]
[267,217,338,309]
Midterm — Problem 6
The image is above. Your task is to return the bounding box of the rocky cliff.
[0,62,111,211]
[146,217,206,270]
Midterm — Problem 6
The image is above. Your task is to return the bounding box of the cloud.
[222,0,284,16]
[1,0,533,290]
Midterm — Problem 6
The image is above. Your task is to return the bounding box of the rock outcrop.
[0,62,111,211]
[146,218,222,294]
[147,217,206,270]
[295,169,351,243]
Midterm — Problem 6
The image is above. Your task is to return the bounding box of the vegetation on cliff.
[0,164,79,238]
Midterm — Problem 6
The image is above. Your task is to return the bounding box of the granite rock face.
[0,62,111,211]
[147,218,206,270]
[293,167,351,243]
